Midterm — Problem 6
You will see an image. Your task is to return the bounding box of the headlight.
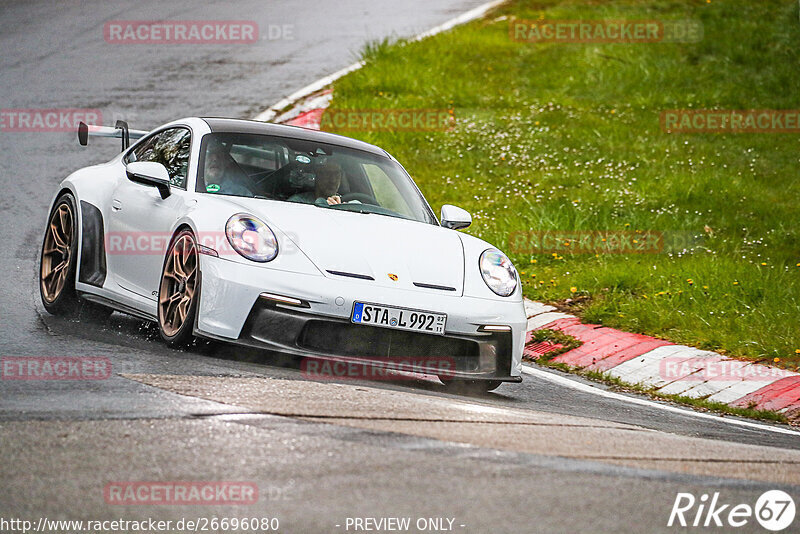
[479,249,517,296]
[225,213,278,262]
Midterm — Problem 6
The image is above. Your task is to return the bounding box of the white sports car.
[40,118,525,391]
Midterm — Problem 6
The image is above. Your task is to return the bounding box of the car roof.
[200,118,388,157]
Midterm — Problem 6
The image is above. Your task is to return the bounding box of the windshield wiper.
[317,203,372,215]
[325,203,413,221]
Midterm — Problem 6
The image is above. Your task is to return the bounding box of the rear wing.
[78,120,149,151]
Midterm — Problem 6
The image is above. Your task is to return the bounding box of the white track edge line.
[252,0,508,122]
[253,61,364,122]
[521,365,800,437]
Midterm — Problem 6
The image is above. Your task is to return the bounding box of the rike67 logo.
[668,490,795,531]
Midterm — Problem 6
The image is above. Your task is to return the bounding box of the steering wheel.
[341,192,378,205]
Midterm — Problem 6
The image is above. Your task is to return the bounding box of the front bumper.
[196,256,526,381]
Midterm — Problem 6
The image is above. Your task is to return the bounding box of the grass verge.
[325,0,800,370]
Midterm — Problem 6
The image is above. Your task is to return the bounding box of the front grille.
[239,300,514,378]
[298,320,479,359]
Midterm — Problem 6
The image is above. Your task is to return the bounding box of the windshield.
[196,133,436,224]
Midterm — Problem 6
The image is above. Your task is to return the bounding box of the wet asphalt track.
[1,2,799,532]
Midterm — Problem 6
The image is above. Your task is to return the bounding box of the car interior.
[195,133,421,221]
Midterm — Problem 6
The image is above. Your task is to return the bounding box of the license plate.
[351,302,446,335]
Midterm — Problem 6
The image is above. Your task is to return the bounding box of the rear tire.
[40,193,80,315]
[39,193,114,321]
[157,229,200,347]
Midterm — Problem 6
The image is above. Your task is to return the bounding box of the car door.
[106,127,192,302]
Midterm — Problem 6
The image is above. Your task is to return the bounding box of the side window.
[126,128,191,189]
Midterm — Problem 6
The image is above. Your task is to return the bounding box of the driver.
[288,162,344,206]
[203,138,253,196]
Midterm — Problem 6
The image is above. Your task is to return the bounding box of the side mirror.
[126,161,171,199]
[440,204,472,230]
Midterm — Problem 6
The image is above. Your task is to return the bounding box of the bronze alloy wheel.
[41,201,74,304]
[40,193,111,319]
[158,232,198,341]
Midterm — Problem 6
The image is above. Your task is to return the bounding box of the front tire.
[157,229,200,347]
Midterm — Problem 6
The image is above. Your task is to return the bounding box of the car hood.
[228,198,465,295]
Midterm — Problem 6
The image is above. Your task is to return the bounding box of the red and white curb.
[523,299,800,417]
[272,88,332,130]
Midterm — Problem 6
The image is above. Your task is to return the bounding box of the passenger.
[203,139,253,196]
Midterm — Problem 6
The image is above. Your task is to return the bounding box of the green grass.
[324,0,800,369]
